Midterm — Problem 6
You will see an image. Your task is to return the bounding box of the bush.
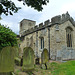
[0,24,17,50]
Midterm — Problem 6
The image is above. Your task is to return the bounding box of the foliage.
[0,0,21,16]
[0,24,17,50]
[18,0,49,11]
[0,0,49,16]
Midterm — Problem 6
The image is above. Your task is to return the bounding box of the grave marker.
[0,46,15,73]
[22,47,34,71]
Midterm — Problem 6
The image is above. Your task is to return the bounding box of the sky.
[0,0,75,34]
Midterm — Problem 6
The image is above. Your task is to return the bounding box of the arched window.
[40,37,44,49]
[66,27,73,47]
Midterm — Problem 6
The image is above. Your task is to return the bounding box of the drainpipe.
[48,27,50,60]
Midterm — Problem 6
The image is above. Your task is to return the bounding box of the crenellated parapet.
[51,12,75,25]
[51,15,61,24]
[20,12,75,37]
[44,20,50,25]
[20,19,50,36]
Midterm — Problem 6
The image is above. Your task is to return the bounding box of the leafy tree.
[0,0,49,16]
[0,24,17,50]
[19,0,49,11]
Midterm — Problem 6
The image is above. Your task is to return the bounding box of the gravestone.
[41,49,49,69]
[22,47,34,71]
[13,47,21,66]
[14,46,19,57]
[0,46,15,75]
[18,48,22,58]
[0,72,12,75]
[41,48,49,64]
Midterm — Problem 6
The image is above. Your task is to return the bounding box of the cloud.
[36,0,75,24]
[0,0,75,34]
[0,19,19,34]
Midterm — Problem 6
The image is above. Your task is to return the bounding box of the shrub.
[0,24,17,50]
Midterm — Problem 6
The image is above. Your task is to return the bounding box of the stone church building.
[19,12,75,61]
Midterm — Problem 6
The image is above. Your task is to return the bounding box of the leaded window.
[40,37,44,49]
[66,27,72,47]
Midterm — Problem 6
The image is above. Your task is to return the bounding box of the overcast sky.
[0,0,75,34]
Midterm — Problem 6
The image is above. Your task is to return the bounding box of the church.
[19,12,75,61]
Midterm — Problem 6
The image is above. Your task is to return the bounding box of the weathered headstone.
[0,72,12,75]
[12,46,21,66]
[0,46,15,74]
[41,49,49,69]
[18,48,22,58]
[41,48,49,64]
[22,47,34,71]
[13,46,19,57]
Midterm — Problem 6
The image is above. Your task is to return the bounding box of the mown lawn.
[15,60,75,75]
[51,60,75,75]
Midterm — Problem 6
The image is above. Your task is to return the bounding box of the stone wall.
[50,20,75,60]
[56,46,75,61]
[19,12,75,61]
[20,19,36,36]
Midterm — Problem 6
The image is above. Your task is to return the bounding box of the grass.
[51,60,75,75]
[16,70,21,75]
[15,60,75,75]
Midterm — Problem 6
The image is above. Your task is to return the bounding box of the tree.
[0,24,17,50]
[0,0,49,16]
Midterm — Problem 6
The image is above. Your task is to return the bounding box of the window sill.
[40,49,43,52]
[67,47,73,50]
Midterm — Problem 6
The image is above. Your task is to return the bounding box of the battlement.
[51,12,75,25]
[20,12,75,37]
[20,19,50,36]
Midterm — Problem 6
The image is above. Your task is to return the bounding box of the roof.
[20,19,36,23]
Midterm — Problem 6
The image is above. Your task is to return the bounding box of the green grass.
[15,60,75,75]
[51,60,75,75]
[16,69,21,75]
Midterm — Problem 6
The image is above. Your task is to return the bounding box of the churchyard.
[0,46,75,75]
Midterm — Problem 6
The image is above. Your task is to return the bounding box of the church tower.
[19,19,36,36]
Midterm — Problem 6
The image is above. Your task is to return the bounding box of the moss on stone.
[41,48,49,64]
[15,57,21,66]
[12,46,19,58]
[0,72,12,75]
[0,46,15,72]
[22,47,34,71]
